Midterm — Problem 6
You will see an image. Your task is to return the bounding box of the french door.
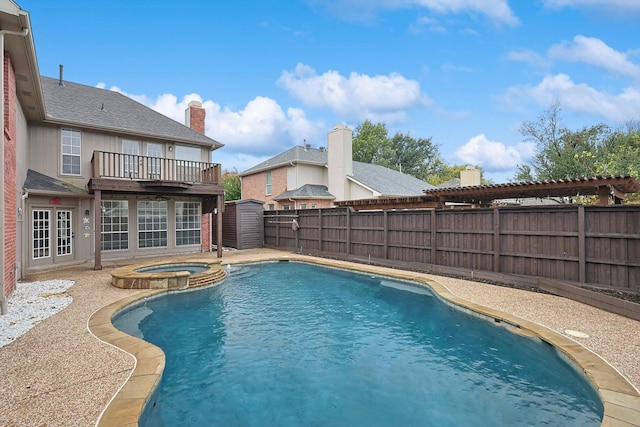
[32,208,75,263]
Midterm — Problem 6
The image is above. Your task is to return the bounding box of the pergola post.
[216,195,223,258]
[94,190,102,270]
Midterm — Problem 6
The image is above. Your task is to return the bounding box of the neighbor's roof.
[23,169,89,197]
[273,184,335,201]
[240,145,326,175]
[335,175,640,210]
[241,145,434,197]
[40,76,223,149]
[352,162,435,196]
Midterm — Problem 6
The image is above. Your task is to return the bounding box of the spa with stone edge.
[110,259,225,289]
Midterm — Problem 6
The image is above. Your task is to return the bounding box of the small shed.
[221,199,264,249]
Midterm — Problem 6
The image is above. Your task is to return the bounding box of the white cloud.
[413,0,519,26]
[505,49,551,69]
[311,0,519,26]
[542,0,640,14]
[455,134,535,170]
[548,35,640,79]
[98,84,326,171]
[277,63,431,123]
[502,73,640,122]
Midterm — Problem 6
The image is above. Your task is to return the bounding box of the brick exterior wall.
[4,55,17,297]
[242,167,334,210]
[292,199,333,209]
[242,166,288,209]
[201,212,211,251]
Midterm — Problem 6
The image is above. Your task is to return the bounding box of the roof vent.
[58,64,64,86]
[318,146,325,152]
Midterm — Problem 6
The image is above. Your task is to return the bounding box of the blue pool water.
[113,261,603,427]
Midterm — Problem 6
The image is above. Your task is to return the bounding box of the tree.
[517,102,610,180]
[352,120,444,182]
[381,132,443,181]
[598,121,640,178]
[221,169,241,201]
[352,120,392,164]
[515,104,640,202]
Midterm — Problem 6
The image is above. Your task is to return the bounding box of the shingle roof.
[437,177,461,189]
[241,145,434,196]
[240,145,326,175]
[23,169,89,196]
[40,76,222,148]
[273,184,335,201]
[352,162,435,196]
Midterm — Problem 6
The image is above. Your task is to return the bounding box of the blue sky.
[19,0,640,183]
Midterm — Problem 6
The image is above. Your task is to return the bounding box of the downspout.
[0,27,29,315]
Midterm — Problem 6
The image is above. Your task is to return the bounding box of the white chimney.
[327,124,353,202]
[460,166,481,187]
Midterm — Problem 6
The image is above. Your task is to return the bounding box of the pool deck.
[1,248,638,426]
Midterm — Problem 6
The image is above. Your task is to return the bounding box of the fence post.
[383,211,389,260]
[318,209,323,253]
[578,205,586,284]
[430,210,436,264]
[275,211,280,247]
[493,207,500,273]
[294,210,299,251]
[346,208,351,255]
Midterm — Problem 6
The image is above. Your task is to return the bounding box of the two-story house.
[240,124,435,210]
[0,0,225,312]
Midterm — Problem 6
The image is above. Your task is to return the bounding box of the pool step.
[188,268,227,288]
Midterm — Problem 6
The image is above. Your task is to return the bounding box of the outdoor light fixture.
[168,146,173,152]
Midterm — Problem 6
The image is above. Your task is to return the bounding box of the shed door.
[239,211,261,249]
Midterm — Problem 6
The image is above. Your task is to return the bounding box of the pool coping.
[88,254,640,427]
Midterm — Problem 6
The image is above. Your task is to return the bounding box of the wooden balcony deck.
[91,150,221,184]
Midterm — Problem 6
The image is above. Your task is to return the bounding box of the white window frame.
[175,145,201,181]
[32,209,51,259]
[122,139,140,178]
[61,128,81,176]
[175,201,201,246]
[101,200,129,251]
[265,171,272,195]
[56,210,73,256]
[146,143,163,179]
[137,201,168,248]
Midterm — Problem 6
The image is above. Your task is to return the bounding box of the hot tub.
[110,259,225,289]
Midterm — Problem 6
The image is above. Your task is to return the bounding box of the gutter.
[0,26,29,315]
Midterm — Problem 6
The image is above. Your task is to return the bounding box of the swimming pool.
[113,261,603,426]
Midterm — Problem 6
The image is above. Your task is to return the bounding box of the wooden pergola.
[335,175,640,210]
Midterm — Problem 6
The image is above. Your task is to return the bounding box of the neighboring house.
[240,124,435,210]
[0,1,225,311]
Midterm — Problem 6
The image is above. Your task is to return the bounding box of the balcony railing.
[91,151,221,185]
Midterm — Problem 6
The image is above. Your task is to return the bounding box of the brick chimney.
[185,100,205,134]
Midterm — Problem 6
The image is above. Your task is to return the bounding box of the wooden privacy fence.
[264,205,640,294]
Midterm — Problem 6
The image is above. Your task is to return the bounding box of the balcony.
[91,151,221,184]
